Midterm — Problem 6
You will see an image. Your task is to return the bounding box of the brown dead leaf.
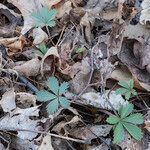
[0,88,16,113]
[108,19,125,55]
[33,28,48,45]
[69,124,112,141]
[56,1,72,19]
[0,36,26,56]
[41,46,60,76]
[69,57,91,94]
[118,38,150,91]
[14,57,41,77]
[145,120,150,132]
[16,92,36,108]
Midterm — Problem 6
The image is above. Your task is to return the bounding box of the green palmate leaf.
[122,122,143,140]
[106,115,120,124]
[31,7,57,28]
[47,77,59,95]
[114,122,124,143]
[36,90,56,102]
[119,103,134,119]
[59,82,69,95]
[59,97,70,108]
[122,113,144,124]
[115,88,128,95]
[46,99,59,114]
[118,80,129,88]
[129,79,134,89]
[125,91,131,100]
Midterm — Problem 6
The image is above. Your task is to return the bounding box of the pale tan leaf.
[0,88,16,113]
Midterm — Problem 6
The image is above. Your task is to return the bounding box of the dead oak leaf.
[14,57,41,77]
[145,120,150,133]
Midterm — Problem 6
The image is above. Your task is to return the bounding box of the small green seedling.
[31,7,57,28]
[75,47,85,54]
[34,43,48,57]
[115,79,137,100]
[106,103,144,143]
[36,76,70,114]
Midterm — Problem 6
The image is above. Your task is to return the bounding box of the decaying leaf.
[14,57,41,77]
[140,0,150,27]
[16,92,36,108]
[69,124,112,141]
[0,106,40,140]
[69,57,91,94]
[145,120,150,133]
[0,36,26,56]
[81,90,128,110]
[39,134,54,150]
[33,27,48,45]
[118,132,142,150]
[0,88,16,113]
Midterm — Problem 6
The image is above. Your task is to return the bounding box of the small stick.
[0,129,88,144]
[56,25,66,46]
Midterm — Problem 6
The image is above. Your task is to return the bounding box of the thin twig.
[0,129,88,144]
[56,25,66,46]
[46,25,55,46]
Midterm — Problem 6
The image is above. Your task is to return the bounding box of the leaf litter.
[0,0,150,149]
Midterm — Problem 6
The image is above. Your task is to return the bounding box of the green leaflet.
[59,97,70,108]
[36,76,70,114]
[47,76,59,95]
[106,115,120,124]
[119,103,134,119]
[114,122,124,143]
[36,90,56,101]
[122,122,143,140]
[122,113,144,124]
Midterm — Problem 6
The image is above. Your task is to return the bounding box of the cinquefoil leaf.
[122,113,144,124]
[36,90,56,102]
[114,122,124,143]
[47,99,59,114]
[59,82,69,95]
[119,103,134,119]
[115,88,128,95]
[59,97,70,108]
[122,122,143,140]
[106,115,120,124]
[118,80,129,88]
[47,77,59,95]
[125,91,131,100]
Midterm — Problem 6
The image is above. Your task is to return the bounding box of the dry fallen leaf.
[38,134,54,150]
[69,124,112,141]
[33,27,48,45]
[16,92,36,108]
[81,90,128,110]
[14,57,41,77]
[118,132,142,150]
[0,36,26,56]
[145,120,150,133]
[140,0,150,27]
[0,88,16,113]
[0,106,40,140]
